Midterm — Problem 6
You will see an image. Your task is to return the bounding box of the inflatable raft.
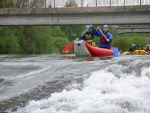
[131,50,149,55]
[123,50,149,55]
[73,40,120,57]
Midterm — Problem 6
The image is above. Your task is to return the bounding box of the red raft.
[85,43,114,56]
[74,40,120,57]
[63,40,120,57]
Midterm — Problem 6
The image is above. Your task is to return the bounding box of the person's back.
[129,44,136,52]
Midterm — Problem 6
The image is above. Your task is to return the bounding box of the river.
[0,54,150,113]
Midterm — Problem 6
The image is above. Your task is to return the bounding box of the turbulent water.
[0,54,150,113]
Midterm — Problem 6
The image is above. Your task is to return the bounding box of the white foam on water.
[13,66,150,113]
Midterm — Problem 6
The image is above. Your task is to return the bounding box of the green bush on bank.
[0,26,23,53]
[0,26,71,54]
[0,25,150,54]
[0,0,15,8]
[112,33,150,51]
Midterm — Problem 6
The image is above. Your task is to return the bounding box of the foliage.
[0,26,23,53]
[112,33,150,51]
[0,26,71,54]
[65,0,78,7]
[0,0,15,8]
[0,25,150,54]
[53,37,70,53]
[60,25,84,41]
[112,37,131,51]
[22,26,70,54]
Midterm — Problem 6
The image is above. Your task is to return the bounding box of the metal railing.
[48,0,150,8]
[1,0,150,8]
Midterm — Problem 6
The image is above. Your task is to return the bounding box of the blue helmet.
[85,25,90,29]
[103,24,109,29]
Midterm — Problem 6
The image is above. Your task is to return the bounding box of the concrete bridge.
[0,5,150,26]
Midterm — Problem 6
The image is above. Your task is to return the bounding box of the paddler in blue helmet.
[76,25,96,46]
[96,24,113,49]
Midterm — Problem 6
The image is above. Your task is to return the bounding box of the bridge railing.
[35,0,150,8]
[0,5,150,15]
[0,0,150,8]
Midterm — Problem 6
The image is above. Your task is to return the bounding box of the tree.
[0,0,15,8]
[12,0,45,8]
[0,26,23,53]
[65,0,78,7]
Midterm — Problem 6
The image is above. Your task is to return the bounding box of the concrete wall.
[0,5,150,26]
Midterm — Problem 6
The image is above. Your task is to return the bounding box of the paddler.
[95,25,113,49]
[76,25,96,46]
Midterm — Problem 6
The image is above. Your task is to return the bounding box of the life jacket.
[85,32,94,40]
[86,40,96,46]
[85,32,95,46]
[100,31,111,44]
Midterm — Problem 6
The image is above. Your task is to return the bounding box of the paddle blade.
[63,43,74,54]
[112,47,120,57]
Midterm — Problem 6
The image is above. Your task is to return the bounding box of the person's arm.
[96,30,103,37]
[76,30,86,40]
[108,33,113,40]
[90,25,102,37]
[90,26,97,34]
[79,32,86,40]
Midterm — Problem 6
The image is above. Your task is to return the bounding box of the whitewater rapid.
[0,54,150,113]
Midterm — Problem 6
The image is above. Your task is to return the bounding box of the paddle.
[112,47,120,57]
[99,29,110,43]
[62,43,74,54]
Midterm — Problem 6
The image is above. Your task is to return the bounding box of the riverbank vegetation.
[0,25,150,54]
[0,26,70,54]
